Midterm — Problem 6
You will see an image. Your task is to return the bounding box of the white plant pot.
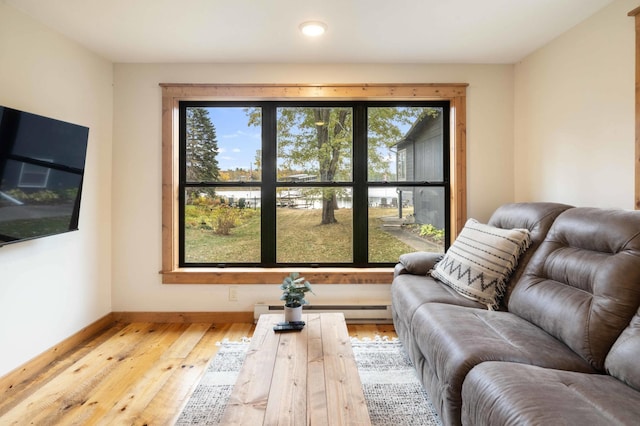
[284,305,303,322]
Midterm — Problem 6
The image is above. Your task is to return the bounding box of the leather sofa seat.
[412,303,594,426]
[461,307,640,425]
[461,361,640,426]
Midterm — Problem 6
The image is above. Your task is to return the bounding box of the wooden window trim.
[629,8,640,210]
[160,83,468,284]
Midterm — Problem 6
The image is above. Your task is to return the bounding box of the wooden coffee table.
[220,312,371,425]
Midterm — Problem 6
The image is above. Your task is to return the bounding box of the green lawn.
[276,208,353,263]
[184,206,416,264]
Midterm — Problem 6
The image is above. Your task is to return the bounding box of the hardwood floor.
[0,321,396,425]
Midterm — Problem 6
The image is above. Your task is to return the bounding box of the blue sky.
[205,107,260,171]
[202,106,423,175]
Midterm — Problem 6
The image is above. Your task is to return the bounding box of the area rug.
[175,337,441,425]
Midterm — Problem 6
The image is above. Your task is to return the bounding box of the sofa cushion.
[606,309,640,391]
[509,207,640,371]
[410,303,594,426]
[462,361,640,426]
[486,202,574,306]
[430,218,531,309]
[391,274,486,350]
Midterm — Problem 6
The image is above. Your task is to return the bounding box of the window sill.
[161,267,394,284]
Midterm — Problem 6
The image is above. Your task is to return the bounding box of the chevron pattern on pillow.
[430,219,531,310]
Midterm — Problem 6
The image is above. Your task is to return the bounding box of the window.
[162,84,467,284]
[180,102,449,268]
[18,161,51,188]
[397,149,407,182]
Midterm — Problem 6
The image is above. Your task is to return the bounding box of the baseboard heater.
[253,303,393,324]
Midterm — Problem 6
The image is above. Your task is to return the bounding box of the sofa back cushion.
[487,202,573,307]
[509,207,640,371]
[606,309,640,391]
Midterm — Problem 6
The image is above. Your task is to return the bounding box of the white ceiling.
[5,0,615,64]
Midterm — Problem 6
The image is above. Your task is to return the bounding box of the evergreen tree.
[186,107,219,200]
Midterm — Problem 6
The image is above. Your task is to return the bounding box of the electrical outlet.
[228,286,238,302]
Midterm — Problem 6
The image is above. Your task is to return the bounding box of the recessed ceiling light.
[299,21,327,37]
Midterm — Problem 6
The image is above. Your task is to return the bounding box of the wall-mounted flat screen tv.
[0,106,89,247]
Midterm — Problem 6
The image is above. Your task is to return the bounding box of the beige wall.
[514,0,636,209]
[0,4,113,377]
[111,63,514,312]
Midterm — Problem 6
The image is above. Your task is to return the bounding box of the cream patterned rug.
[175,337,441,425]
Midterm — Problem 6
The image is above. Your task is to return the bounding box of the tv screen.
[0,106,89,247]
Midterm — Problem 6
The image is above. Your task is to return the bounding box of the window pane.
[185,107,261,183]
[368,186,445,263]
[368,107,444,182]
[277,107,352,182]
[183,186,261,263]
[17,162,51,188]
[276,187,352,263]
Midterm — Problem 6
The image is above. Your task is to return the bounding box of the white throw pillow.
[430,219,531,310]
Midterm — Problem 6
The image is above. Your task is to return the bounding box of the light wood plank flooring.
[0,321,396,425]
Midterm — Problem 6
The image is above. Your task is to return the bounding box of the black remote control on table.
[273,323,305,332]
[276,321,305,327]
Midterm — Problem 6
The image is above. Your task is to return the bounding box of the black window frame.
[178,100,450,268]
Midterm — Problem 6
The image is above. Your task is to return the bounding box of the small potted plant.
[280,272,314,322]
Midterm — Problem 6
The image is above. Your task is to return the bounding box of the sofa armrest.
[393,263,408,278]
[395,251,444,277]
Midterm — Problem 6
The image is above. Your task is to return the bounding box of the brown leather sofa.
[391,203,640,426]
